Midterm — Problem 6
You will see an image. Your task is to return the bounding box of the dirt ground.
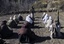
[0,12,64,44]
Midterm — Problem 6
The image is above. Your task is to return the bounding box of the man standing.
[55,20,61,37]
[30,6,35,27]
[55,11,62,37]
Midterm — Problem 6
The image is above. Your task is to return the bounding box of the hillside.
[0,0,64,14]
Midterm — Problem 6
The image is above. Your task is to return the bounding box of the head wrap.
[26,15,33,24]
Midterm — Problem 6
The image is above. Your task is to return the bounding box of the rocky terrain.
[0,12,64,44]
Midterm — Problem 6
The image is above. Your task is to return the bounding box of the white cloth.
[50,30,53,39]
[26,15,33,24]
[43,14,49,24]
[49,24,53,31]
[10,17,12,20]
[45,16,54,39]
[30,13,33,18]
[19,14,21,16]
[42,12,46,17]
[13,15,16,20]
[49,16,52,20]
[45,16,52,28]
[8,17,12,23]
[18,14,21,17]
[49,24,55,39]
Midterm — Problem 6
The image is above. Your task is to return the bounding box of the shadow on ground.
[1,33,19,39]
[32,25,44,29]
[34,22,41,24]
[32,36,50,43]
[54,32,64,39]
[35,17,41,19]
[10,25,21,29]
[9,33,19,39]
[18,22,24,24]
[20,31,51,43]
[61,26,64,29]
[0,39,5,44]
